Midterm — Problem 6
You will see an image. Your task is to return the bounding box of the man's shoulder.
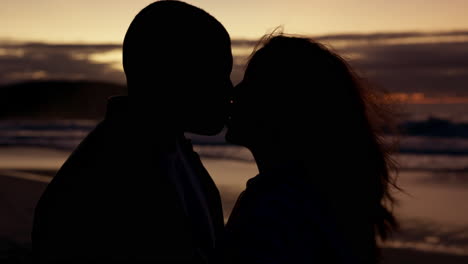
[60,122,113,165]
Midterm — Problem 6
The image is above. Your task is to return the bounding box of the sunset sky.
[1,0,468,43]
[1,0,468,102]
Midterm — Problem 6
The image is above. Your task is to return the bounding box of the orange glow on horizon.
[386,93,468,105]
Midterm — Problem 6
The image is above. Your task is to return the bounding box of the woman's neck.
[250,145,303,174]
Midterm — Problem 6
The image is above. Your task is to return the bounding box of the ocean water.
[1,101,468,153]
[1,105,468,171]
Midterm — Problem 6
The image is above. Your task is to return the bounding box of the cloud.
[315,30,468,42]
[0,43,125,85]
[1,31,468,96]
[338,41,468,95]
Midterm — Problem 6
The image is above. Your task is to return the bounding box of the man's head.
[123,0,233,135]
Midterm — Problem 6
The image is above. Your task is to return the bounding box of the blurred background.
[1,0,468,263]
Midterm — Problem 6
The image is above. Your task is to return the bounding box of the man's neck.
[132,119,185,151]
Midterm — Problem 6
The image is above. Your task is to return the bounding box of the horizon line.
[2,29,468,46]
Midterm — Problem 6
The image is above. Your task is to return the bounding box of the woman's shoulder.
[232,165,335,230]
[224,166,336,263]
[247,164,310,196]
[239,166,315,218]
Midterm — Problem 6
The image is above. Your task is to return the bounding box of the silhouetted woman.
[224,35,399,264]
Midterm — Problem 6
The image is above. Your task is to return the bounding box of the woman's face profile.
[226,56,283,147]
[226,80,256,146]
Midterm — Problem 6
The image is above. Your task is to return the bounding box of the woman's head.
[226,34,398,242]
[228,36,375,148]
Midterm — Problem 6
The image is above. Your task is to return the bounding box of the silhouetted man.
[32,1,233,262]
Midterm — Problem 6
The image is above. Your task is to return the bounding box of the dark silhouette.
[32,1,232,263]
[224,35,398,263]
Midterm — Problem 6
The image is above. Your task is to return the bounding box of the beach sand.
[1,147,468,263]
